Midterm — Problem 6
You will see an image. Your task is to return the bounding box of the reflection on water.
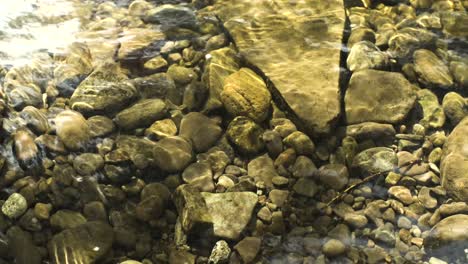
[0,0,87,66]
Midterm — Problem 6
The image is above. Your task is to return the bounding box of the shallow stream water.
[0,0,467,264]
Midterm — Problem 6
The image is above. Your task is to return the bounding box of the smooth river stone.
[345,69,417,124]
[440,117,468,202]
[213,0,345,135]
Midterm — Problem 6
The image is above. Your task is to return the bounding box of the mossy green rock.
[132,72,175,99]
[345,69,417,124]
[450,61,468,88]
[48,221,114,264]
[440,11,468,38]
[440,117,468,202]
[227,116,264,155]
[221,68,271,122]
[115,99,167,130]
[2,193,27,219]
[417,89,446,129]
[70,63,138,116]
[442,92,467,126]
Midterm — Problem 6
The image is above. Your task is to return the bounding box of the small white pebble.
[93,246,100,251]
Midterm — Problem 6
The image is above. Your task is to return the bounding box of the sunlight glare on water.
[0,0,82,66]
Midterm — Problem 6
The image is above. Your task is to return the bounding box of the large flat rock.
[212,0,345,135]
[441,117,468,202]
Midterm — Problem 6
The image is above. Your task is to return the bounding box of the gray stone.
[293,178,318,198]
[182,162,214,192]
[347,41,389,72]
[291,156,317,178]
[115,99,167,130]
[87,115,115,138]
[53,42,93,97]
[213,0,345,135]
[50,210,87,231]
[262,130,283,158]
[418,187,438,209]
[3,55,53,110]
[73,153,104,175]
[48,221,114,264]
[70,63,138,115]
[388,27,437,59]
[7,226,42,264]
[343,122,396,141]
[397,216,412,229]
[145,4,197,30]
[388,186,413,205]
[201,191,257,240]
[153,136,193,172]
[269,189,289,207]
[132,73,175,99]
[248,154,280,189]
[179,112,222,153]
[317,164,349,191]
[20,106,49,134]
[414,49,453,88]
[174,184,212,234]
[352,147,397,176]
[348,27,376,48]
[345,69,417,125]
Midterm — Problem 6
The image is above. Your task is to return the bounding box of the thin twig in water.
[326,159,422,207]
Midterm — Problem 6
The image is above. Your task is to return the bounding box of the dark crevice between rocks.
[338,5,353,130]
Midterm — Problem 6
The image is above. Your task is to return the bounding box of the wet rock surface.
[0,0,466,263]
[213,0,345,135]
[345,69,417,124]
